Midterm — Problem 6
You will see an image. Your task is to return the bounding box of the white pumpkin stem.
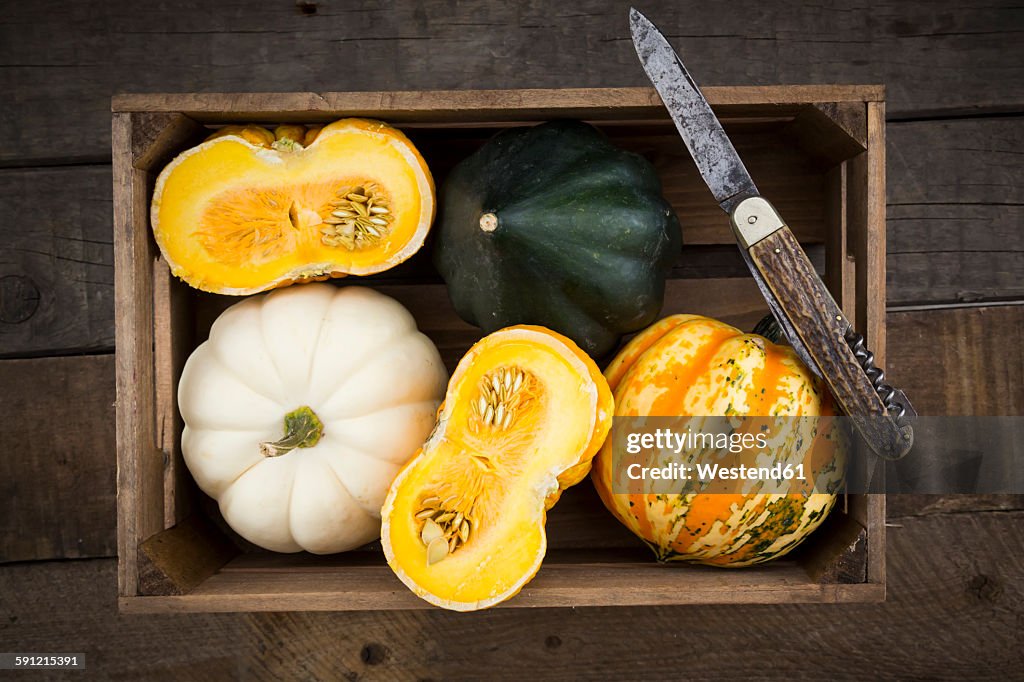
[259,405,324,458]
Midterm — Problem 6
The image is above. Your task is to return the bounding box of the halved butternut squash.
[381,325,613,611]
[151,118,434,294]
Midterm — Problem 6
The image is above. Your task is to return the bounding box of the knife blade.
[629,7,915,460]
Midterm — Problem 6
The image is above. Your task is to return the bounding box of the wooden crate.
[113,87,887,612]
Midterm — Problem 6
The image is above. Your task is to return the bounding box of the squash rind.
[433,120,682,358]
[592,314,846,567]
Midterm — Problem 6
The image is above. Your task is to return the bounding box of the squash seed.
[426,536,448,565]
[321,182,394,249]
[421,518,444,545]
[474,366,532,431]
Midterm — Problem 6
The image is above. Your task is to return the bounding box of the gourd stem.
[259,406,324,458]
[479,212,498,233]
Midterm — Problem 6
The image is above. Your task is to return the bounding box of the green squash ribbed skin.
[433,120,682,358]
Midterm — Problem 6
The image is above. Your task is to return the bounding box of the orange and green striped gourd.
[592,314,846,567]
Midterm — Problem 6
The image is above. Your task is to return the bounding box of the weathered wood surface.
[887,304,1024,416]
[2,507,1021,680]
[0,166,113,357]
[0,354,116,563]
[887,117,1024,306]
[2,117,1020,357]
[1,1,1022,164]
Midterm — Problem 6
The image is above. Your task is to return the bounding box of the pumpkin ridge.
[220,455,302,552]
[315,445,390,519]
[489,152,657,216]
[204,338,288,408]
[204,429,267,496]
[254,290,295,404]
[205,297,292,404]
[312,329,424,418]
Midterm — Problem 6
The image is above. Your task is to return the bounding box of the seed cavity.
[416,494,474,565]
[471,366,531,432]
[321,182,394,250]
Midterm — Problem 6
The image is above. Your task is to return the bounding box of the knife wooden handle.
[747,225,913,459]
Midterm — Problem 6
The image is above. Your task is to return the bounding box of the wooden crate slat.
[120,558,883,613]
[113,111,159,597]
[111,86,884,116]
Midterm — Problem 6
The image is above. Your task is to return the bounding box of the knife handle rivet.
[836,315,843,321]
[774,247,780,254]
[747,215,757,224]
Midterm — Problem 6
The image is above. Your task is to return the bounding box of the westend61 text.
[626,462,807,482]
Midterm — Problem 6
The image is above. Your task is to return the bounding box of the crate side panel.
[113,113,162,596]
[120,559,886,613]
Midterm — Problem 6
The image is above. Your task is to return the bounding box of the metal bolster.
[730,196,785,249]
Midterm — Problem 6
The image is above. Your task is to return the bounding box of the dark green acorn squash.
[433,120,682,358]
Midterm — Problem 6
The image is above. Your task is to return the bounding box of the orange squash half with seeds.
[593,314,846,567]
[382,326,613,610]
[151,118,434,294]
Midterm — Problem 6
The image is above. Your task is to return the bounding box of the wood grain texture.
[112,86,884,116]
[138,514,239,597]
[886,303,1024,416]
[0,166,113,357]
[1,508,1020,679]
[0,354,116,563]
[886,116,1024,306]
[1,0,1021,164]
[112,112,162,597]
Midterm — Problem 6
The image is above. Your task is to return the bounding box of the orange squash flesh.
[592,314,846,567]
[382,326,613,611]
[151,118,434,294]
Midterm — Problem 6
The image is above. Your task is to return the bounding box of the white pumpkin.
[178,284,448,553]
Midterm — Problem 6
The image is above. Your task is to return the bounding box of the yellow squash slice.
[151,119,434,294]
[381,326,613,611]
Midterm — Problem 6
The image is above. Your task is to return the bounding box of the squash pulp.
[382,326,613,610]
[152,118,434,294]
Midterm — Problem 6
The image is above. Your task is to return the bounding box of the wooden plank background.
[0,0,1021,678]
